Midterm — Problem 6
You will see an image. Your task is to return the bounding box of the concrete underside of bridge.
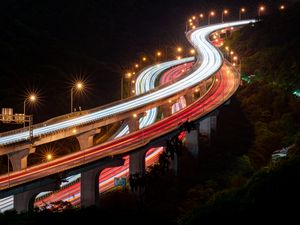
[14,179,61,213]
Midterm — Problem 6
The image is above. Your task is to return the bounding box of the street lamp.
[208,11,215,25]
[198,13,204,26]
[46,154,53,161]
[154,50,162,63]
[221,9,228,23]
[70,82,83,113]
[23,94,36,127]
[121,72,132,99]
[177,47,183,53]
[258,6,265,18]
[239,8,246,20]
[279,5,285,11]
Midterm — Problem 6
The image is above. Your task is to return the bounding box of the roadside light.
[47,154,52,161]
[29,95,36,102]
[76,82,83,89]
[126,72,132,78]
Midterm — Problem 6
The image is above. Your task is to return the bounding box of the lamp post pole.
[239,8,245,20]
[221,10,228,23]
[70,87,74,113]
[23,94,36,127]
[121,76,124,99]
[23,99,26,127]
[208,12,215,25]
[70,82,83,113]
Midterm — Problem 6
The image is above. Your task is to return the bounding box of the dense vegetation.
[223,3,300,168]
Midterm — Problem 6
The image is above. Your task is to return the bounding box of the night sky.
[0,0,291,128]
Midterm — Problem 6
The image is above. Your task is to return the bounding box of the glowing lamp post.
[23,94,36,127]
[221,9,228,23]
[258,6,265,18]
[71,82,83,113]
[239,8,245,20]
[208,11,215,25]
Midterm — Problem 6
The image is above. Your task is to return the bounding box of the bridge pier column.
[76,129,100,150]
[14,179,60,213]
[199,111,218,145]
[128,113,144,133]
[129,149,147,176]
[161,103,172,118]
[129,149,147,193]
[80,158,124,208]
[184,129,200,158]
[8,145,36,171]
[185,92,194,105]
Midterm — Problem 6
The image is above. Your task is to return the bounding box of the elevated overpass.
[0,20,255,211]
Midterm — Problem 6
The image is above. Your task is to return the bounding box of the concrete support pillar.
[76,129,100,150]
[184,129,200,158]
[199,111,218,145]
[185,92,194,105]
[80,158,124,208]
[129,149,147,194]
[80,167,101,208]
[14,180,60,213]
[128,113,144,133]
[8,146,36,171]
[161,103,172,118]
[129,149,147,176]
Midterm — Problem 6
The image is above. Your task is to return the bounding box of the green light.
[293,90,300,97]
[241,74,251,83]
